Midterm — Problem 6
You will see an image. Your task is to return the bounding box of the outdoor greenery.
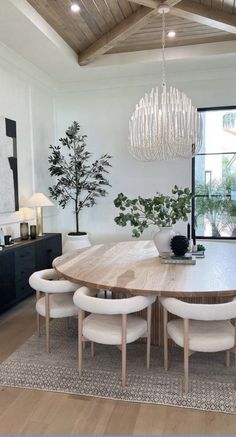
[48,121,112,234]
[114,185,192,238]
[195,156,236,237]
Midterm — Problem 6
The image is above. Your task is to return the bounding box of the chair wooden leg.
[121,314,127,387]
[45,293,50,353]
[37,314,40,336]
[226,350,230,367]
[184,318,189,394]
[146,305,152,369]
[36,290,40,336]
[78,310,84,376]
[163,307,168,371]
[91,341,94,358]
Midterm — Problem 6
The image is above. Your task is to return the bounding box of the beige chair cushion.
[83,314,147,345]
[29,268,78,294]
[74,286,156,315]
[159,296,236,321]
[36,293,78,318]
[168,319,235,352]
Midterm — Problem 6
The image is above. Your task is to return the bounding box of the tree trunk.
[211,223,221,237]
[75,199,79,234]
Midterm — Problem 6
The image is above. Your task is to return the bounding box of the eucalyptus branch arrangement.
[114,185,192,237]
[48,121,112,234]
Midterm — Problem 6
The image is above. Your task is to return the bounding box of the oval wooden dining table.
[53,240,236,345]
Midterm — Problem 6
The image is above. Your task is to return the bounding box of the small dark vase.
[170,235,189,257]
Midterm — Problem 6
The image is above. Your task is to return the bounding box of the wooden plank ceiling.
[27,0,236,64]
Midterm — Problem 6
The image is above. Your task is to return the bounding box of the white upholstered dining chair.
[29,268,78,352]
[73,286,156,386]
[159,296,236,393]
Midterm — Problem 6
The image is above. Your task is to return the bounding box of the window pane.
[200,109,236,154]
[194,153,236,237]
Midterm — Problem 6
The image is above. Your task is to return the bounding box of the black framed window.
[192,106,236,239]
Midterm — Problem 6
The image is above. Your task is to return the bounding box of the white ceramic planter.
[63,233,91,254]
[153,227,175,255]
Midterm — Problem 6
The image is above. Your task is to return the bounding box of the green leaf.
[48,121,112,232]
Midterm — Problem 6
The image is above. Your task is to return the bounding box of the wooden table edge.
[54,267,236,298]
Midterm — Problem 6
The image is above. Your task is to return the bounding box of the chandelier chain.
[161,11,166,87]
[127,6,202,161]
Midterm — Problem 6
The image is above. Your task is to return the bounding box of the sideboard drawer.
[15,246,35,267]
[15,266,36,284]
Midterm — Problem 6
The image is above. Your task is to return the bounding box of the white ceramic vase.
[63,233,91,254]
[153,227,175,255]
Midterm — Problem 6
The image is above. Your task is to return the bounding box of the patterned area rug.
[0,319,235,414]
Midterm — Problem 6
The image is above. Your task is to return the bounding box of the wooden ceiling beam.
[129,0,183,7]
[171,0,236,34]
[128,0,159,7]
[130,0,236,34]
[78,5,158,65]
[78,0,236,65]
[78,0,185,65]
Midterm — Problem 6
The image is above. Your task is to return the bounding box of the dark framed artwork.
[0,117,19,213]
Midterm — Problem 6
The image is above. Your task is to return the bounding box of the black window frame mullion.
[192,105,236,241]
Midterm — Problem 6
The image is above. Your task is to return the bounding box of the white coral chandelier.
[128,5,202,161]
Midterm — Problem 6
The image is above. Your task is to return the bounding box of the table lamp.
[27,193,54,236]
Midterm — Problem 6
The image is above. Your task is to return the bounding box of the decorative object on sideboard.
[18,207,34,240]
[128,5,201,162]
[170,235,189,257]
[30,225,36,240]
[114,185,192,255]
[48,121,112,253]
[27,193,54,237]
[20,222,29,240]
[0,117,19,213]
[0,227,4,246]
[4,235,13,246]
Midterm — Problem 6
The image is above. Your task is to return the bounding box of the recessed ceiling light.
[71,2,80,12]
[167,30,176,38]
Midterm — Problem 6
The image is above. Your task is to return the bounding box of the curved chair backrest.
[29,268,78,294]
[159,296,236,321]
[73,286,156,315]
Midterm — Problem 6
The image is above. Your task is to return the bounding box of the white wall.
[0,43,56,238]
[54,62,236,244]
[1,44,236,245]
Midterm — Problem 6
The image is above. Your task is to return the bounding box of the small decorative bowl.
[170,235,189,257]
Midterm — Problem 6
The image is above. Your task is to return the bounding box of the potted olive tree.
[114,185,192,253]
[48,121,112,252]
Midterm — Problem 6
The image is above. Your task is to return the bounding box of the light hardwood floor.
[0,297,235,435]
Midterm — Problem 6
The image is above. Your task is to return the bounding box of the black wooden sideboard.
[0,233,62,314]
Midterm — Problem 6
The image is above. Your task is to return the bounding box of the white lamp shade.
[27,193,54,208]
[19,207,35,221]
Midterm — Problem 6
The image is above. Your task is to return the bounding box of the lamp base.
[36,207,43,236]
